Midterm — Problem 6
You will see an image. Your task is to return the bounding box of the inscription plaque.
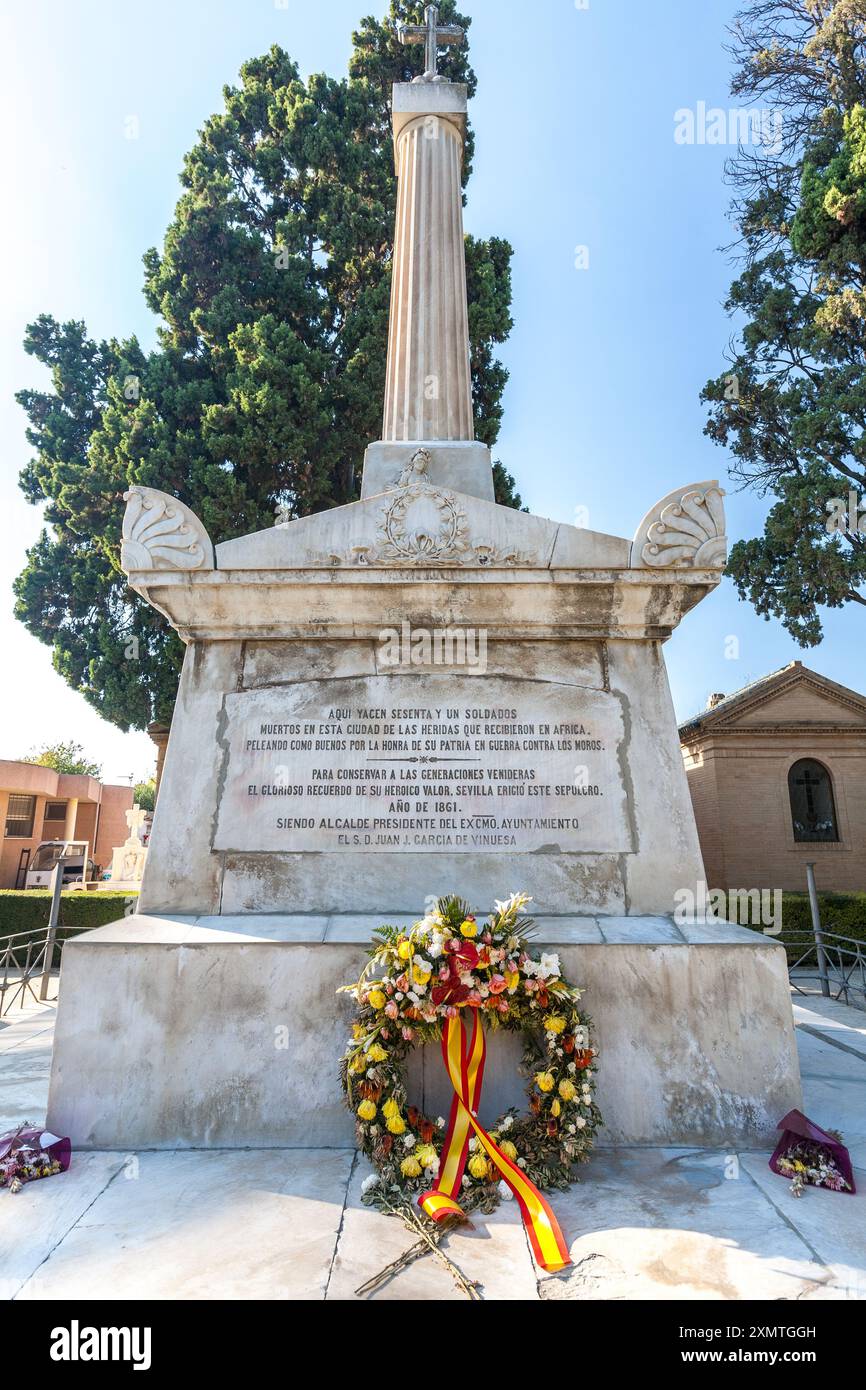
[213,675,631,854]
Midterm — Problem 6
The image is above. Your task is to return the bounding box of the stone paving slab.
[796,1028,866,1169]
[739,1155,866,1300]
[13,1148,354,1301]
[537,1148,836,1301]
[327,1159,538,1301]
[793,998,866,1060]
[1,1151,127,1300]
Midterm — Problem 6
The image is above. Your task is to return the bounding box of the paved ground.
[1,982,864,1301]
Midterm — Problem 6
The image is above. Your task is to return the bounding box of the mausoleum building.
[680,662,866,895]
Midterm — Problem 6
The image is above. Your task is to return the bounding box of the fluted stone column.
[361,81,493,502]
[383,105,473,441]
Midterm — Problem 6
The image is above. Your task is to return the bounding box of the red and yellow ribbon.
[418,1013,571,1273]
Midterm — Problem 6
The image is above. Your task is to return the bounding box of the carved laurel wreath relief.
[328,483,536,568]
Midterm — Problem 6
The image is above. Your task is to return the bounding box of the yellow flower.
[352,1023,365,1040]
[412,964,432,986]
[459,918,478,938]
[468,1153,491,1180]
[397,940,413,961]
[535,1071,555,1093]
[386,1115,406,1136]
[505,970,520,992]
[348,1056,365,1075]
[382,1097,400,1120]
[543,1014,566,1034]
[357,1100,377,1121]
[367,989,386,1010]
[365,1043,387,1064]
[415,1144,438,1168]
[400,1155,422,1178]
[498,1140,518,1161]
[558,1079,577,1101]
[551,1098,561,1117]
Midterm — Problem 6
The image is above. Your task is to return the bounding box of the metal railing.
[788,861,866,1008]
[785,930,866,1007]
[0,863,63,1017]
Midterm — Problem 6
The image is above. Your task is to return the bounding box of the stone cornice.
[124,565,721,644]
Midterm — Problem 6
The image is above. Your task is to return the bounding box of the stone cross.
[125,804,148,842]
[398,4,465,82]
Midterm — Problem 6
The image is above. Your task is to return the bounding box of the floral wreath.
[339,893,600,1270]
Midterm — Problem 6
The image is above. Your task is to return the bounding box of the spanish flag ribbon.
[418,1012,572,1273]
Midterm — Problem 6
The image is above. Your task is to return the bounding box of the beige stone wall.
[682,677,866,894]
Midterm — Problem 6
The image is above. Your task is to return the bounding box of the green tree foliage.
[702,0,866,644]
[22,741,102,778]
[132,779,156,812]
[15,2,518,731]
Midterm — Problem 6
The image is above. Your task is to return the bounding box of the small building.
[0,761,134,888]
[679,662,866,895]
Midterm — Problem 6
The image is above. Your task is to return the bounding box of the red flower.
[562,1034,575,1054]
[573,1049,593,1070]
[547,1119,558,1137]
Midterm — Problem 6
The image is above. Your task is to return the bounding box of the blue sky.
[1,0,863,783]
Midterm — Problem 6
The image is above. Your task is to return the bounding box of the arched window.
[788,760,839,843]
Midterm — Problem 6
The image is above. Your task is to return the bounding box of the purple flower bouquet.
[769,1109,855,1195]
[0,1125,71,1192]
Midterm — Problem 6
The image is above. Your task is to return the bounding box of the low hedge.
[741,892,866,967]
[0,890,138,966]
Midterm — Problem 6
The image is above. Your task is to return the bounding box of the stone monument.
[47,7,801,1150]
[97,804,148,891]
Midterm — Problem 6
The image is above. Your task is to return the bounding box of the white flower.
[575,1117,587,1129]
[500,1115,513,1132]
[585,1070,594,1080]
[425,1157,440,1176]
[524,951,561,981]
[403,1133,416,1148]
[462,1176,471,1189]
[407,991,420,1004]
[497,1180,513,1201]
[395,992,404,1000]
[568,1062,576,1073]
[494,891,531,918]
[468,1137,478,1151]
[517,1157,527,1169]
[361,1174,380,1194]
[437,1116,446,1129]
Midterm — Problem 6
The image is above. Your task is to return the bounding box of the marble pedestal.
[46,914,801,1150]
